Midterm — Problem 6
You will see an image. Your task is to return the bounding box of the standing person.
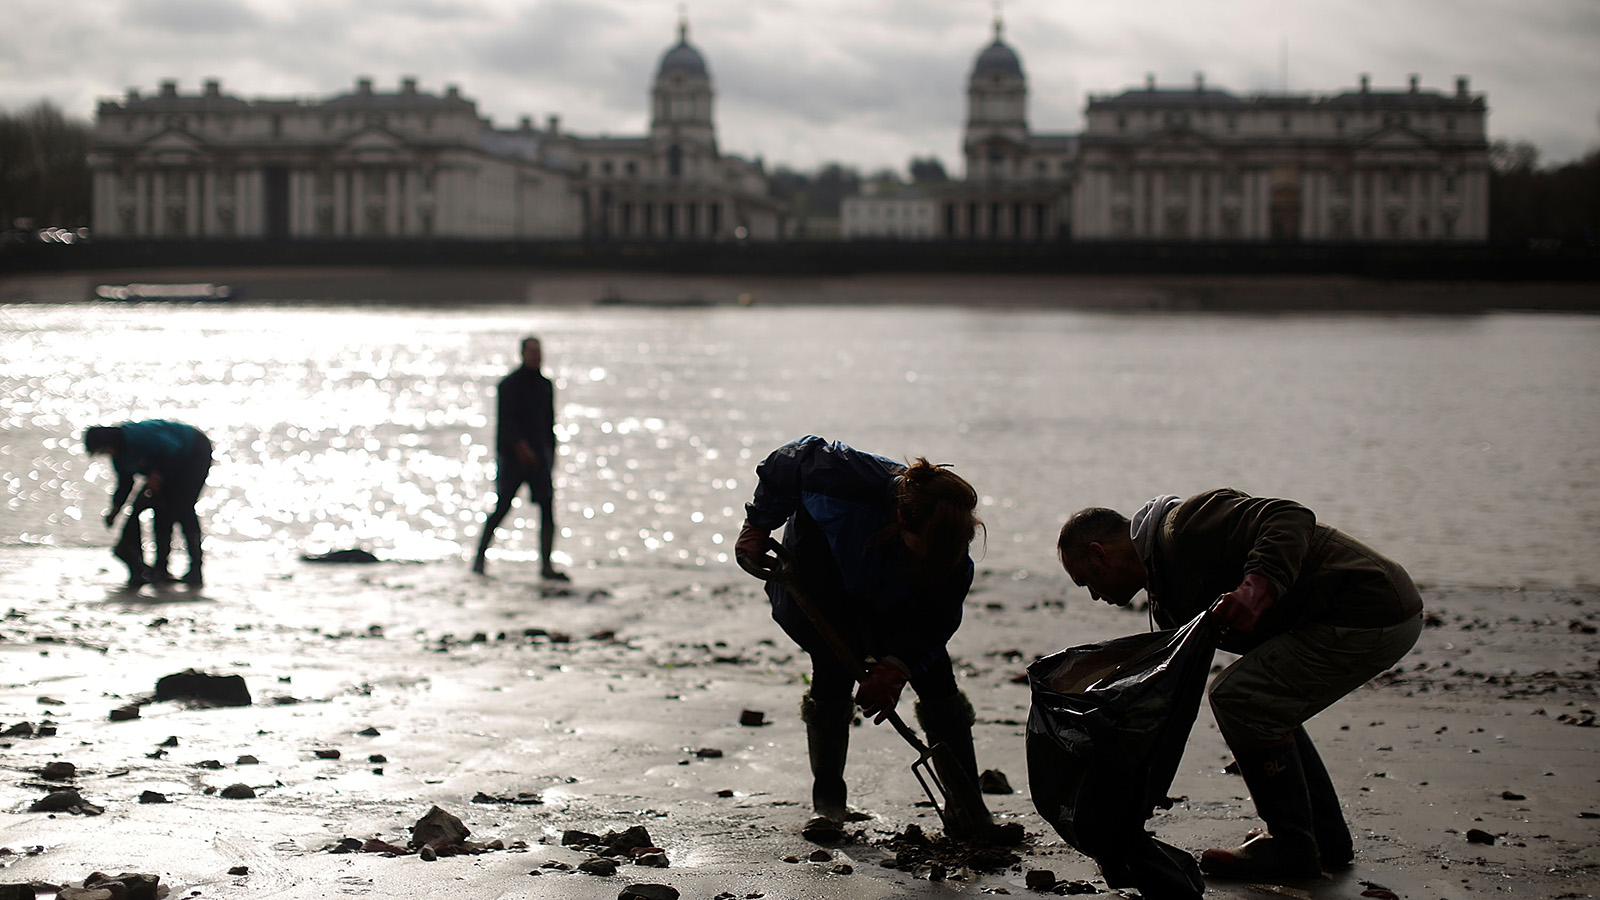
[84,420,213,588]
[735,435,1004,841]
[1055,488,1424,881]
[473,336,567,581]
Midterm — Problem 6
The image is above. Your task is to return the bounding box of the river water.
[1,301,1596,588]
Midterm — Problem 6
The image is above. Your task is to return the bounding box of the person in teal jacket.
[85,420,212,587]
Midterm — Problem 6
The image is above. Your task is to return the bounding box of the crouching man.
[1056,488,1422,880]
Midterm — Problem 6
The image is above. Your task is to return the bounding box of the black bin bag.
[1026,611,1220,899]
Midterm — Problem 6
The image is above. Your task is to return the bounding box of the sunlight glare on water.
[1,302,1597,587]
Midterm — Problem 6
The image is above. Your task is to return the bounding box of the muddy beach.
[3,547,1597,899]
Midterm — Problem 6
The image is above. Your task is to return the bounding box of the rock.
[138,791,168,804]
[227,867,248,876]
[55,889,112,900]
[418,846,437,862]
[41,762,75,781]
[808,849,832,862]
[36,724,56,737]
[578,857,619,876]
[738,709,766,727]
[313,749,341,760]
[602,826,654,855]
[2,722,33,737]
[30,790,90,813]
[1466,828,1497,845]
[979,769,1013,794]
[1025,869,1057,891]
[109,706,140,722]
[196,760,224,770]
[299,548,380,564]
[155,670,251,707]
[0,884,37,900]
[715,789,734,798]
[619,885,679,900]
[694,747,723,759]
[84,873,159,900]
[361,839,408,855]
[357,726,381,736]
[636,852,670,868]
[1501,790,1526,801]
[160,736,179,747]
[563,830,602,847]
[830,864,853,875]
[369,754,387,763]
[410,806,470,849]
[236,755,259,765]
[330,838,363,854]
[219,784,256,799]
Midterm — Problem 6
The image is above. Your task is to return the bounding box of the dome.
[657,21,709,79]
[971,18,1023,80]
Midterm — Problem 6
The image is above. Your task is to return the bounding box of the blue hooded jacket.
[744,436,973,676]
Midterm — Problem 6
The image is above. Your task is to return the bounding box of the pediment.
[135,129,208,164]
[1356,124,1431,149]
[335,128,417,164]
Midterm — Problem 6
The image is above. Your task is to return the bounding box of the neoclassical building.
[936,18,1077,241]
[912,19,1488,243]
[89,20,779,241]
[1072,73,1490,242]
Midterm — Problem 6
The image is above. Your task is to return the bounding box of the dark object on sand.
[619,885,680,900]
[41,762,75,781]
[84,873,159,900]
[155,670,252,707]
[411,805,470,849]
[1466,828,1497,845]
[220,784,256,799]
[29,789,103,815]
[738,709,766,727]
[300,548,380,564]
[0,883,37,900]
[1027,611,1220,900]
[109,705,140,721]
[979,769,1013,794]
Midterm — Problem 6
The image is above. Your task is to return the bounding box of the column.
[333,170,348,235]
[387,169,401,236]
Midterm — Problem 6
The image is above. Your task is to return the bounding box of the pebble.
[41,762,75,781]
[227,866,248,876]
[109,706,140,722]
[738,709,766,727]
[313,749,341,760]
[579,858,619,876]
[1025,869,1057,891]
[138,791,168,804]
[619,885,679,900]
[236,755,259,765]
[219,784,256,799]
[1466,828,1497,845]
[979,769,1013,794]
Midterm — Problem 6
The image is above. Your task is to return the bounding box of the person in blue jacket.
[736,435,997,836]
[85,420,212,587]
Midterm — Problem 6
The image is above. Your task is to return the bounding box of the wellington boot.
[1294,727,1353,867]
[1200,738,1322,881]
[801,691,853,824]
[915,690,996,842]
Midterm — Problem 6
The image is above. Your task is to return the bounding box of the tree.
[1488,138,1600,247]
[909,156,948,183]
[0,99,92,230]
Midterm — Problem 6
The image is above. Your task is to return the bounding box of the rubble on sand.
[324,806,508,858]
[154,670,252,708]
[872,823,1023,878]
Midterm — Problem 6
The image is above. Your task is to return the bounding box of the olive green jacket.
[1145,488,1422,653]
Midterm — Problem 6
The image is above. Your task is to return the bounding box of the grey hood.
[1130,494,1181,570]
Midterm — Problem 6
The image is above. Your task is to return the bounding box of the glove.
[734,521,775,575]
[104,512,116,530]
[1210,573,1278,635]
[856,658,910,724]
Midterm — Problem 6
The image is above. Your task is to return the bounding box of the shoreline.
[4,267,1600,311]
[2,546,1597,899]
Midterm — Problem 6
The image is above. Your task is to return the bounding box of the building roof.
[1089,77,1484,112]
[971,17,1023,79]
[657,20,710,80]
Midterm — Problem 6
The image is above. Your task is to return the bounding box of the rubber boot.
[1201,737,1322,881]
[113,513,149,588]
[151,514,176,583]
[914,691,1001,843]
[1294,727,1353,868]
[472,531,491,575]
[801,690,852,822]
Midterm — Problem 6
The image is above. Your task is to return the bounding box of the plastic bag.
[1026,611,1220,900]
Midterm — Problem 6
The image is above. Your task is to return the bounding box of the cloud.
[121,0,261,35]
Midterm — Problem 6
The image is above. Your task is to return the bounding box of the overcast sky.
[4,0,1597,174]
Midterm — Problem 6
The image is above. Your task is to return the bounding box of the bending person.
[85,420,213,587]
[736,435,1005,842]
[1056,488,1423,881]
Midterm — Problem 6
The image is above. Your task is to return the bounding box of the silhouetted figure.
[474,336,566,580]
[1057,489,1424,881]
[85,420,213,588]
[736,435,1001,840]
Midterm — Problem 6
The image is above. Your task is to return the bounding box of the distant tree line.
[1489,138,1600,248]
[1,100,91,230]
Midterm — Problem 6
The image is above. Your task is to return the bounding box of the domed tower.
[964,13,1028,179]
[651,15,717,175]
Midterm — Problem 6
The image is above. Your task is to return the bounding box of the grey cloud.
[122,0,261,36]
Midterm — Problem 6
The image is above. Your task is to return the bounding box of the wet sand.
[3,548,1597,898]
